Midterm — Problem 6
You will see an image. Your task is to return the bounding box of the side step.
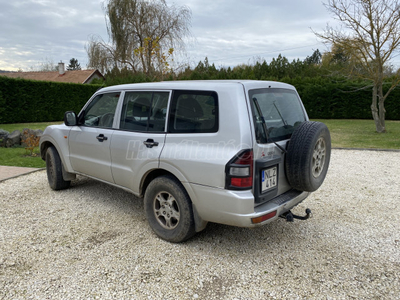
[281,208,312,222]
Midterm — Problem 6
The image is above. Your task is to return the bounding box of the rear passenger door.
[110,91,169,193]
[160,90,220,186]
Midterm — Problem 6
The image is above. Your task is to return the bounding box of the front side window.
[249,88,306,143]
[168,90,218,133]
[82,92,120,128]
[119,91,169,132]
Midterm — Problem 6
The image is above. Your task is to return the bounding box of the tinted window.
[82,92,120,128]
[168,90,218,133]
[249,88,306,143]
[120,91,169,132]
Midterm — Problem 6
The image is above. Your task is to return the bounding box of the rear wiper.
[273,101,288,126]
[252,98,287,154]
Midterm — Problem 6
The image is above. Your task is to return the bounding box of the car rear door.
[110,90,170,193]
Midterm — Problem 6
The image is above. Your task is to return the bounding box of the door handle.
[96,134,108,142]
[143,139,159,148]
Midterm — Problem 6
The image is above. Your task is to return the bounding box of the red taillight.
[231,177,252,187]
[226,150,253,189]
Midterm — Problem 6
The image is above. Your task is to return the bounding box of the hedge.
[0,76,101,124]
[1,75,399,123]
[283,77,400,120]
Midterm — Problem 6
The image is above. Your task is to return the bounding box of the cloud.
[0,0,333,71]
[0,0,107,70]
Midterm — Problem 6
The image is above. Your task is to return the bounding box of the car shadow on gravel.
[191,219,309,248]
[67,176,314,251]
[66,175,144,214]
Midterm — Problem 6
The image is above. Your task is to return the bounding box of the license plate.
[261,166,277,192]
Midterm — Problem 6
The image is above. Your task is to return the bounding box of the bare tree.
[86,35,116,74]
[315,0,400,133]
[86,0,191,79]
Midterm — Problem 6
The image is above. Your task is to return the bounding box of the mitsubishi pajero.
[40,80,331,242]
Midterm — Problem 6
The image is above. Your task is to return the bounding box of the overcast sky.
[0,0,337,72]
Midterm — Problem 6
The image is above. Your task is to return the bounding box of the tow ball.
[280,208,312,222]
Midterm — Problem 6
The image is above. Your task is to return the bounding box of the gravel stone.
[0,149,399,299]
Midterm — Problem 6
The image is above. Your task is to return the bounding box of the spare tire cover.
[285,121,331,192]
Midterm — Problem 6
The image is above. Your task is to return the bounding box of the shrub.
[21,129,40,156]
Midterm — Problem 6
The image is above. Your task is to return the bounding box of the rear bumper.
[188,183,310,227]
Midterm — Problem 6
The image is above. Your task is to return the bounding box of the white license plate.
[261,166,277,192]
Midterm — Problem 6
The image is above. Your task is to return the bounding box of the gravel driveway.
[1,149,399,299]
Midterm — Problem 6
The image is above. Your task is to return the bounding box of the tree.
[86,0,191,79]
[67,58,81,71]
[269,54,290,78]
[304,49,322,65]
[315,0,400,133]
[35,58,58,72]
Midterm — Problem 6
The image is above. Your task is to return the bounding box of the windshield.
[249,88,306,143]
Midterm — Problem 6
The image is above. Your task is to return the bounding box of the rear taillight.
[225,150,253,190]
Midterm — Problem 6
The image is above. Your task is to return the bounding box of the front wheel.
[144,176,195,243]
[46,146,71,190]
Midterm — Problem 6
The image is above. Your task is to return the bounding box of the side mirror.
[64,111,77,126]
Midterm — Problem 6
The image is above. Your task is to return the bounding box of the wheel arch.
[40,140,53,161]
[140,168,208,233]
[140,169,175,197]
[40,137,75,174]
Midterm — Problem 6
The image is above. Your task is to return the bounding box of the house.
[0,62,104,84]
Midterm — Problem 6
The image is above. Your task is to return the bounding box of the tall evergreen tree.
[67,58,81,71]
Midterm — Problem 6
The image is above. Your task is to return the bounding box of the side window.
[82,92,120,128]
[168,90,219,133]
[119,91,169,132]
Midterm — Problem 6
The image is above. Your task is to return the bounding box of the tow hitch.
[281,208,312,222]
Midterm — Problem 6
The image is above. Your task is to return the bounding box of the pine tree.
[67,58,81,71]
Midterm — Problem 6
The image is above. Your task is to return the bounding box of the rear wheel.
[285,121,331,192]
[46,146,71,190]
[144,176,195,243]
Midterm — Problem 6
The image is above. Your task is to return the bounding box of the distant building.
[0,62,104,84]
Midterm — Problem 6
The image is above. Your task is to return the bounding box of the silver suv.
[40,80,331,242]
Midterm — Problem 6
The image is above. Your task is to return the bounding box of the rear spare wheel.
[285,121,331,192]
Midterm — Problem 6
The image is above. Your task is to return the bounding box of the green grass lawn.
[0,121,63,133]
[0,120,399,168]
[313,119,400,149]
[0,121,62,168]
[0,147,45,168]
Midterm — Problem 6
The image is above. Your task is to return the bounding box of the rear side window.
[119,91,169,132]
[168,90,218,133]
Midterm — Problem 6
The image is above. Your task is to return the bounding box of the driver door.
[69,92,121,183]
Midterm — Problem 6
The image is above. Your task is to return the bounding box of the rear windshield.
[249,88,306,143]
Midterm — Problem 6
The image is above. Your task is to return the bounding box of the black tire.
[285,121,331,192]
[144,175,195,243]
[46,146,71,190]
